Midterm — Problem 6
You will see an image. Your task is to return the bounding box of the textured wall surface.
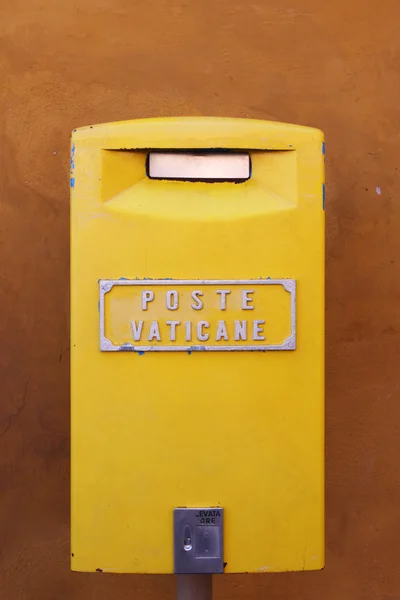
[1,0,400,598]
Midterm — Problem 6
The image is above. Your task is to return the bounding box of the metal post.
[177,574,212,600]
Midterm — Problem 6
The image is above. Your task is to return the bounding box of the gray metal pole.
[176,575,212,600]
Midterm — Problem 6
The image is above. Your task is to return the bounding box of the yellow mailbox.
[70,117,325,575]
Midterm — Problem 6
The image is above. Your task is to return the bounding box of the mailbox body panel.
[70,117,324,574]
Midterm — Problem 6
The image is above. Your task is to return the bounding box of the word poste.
[131,288,265,343]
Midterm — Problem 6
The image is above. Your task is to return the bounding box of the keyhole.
[183,525,192,551]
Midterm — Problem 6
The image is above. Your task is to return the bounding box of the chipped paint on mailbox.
[70,117,325,574]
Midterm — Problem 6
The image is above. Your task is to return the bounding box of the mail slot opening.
[147,151,251,182]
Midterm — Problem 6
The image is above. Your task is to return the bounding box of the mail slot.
[70,117,325,574]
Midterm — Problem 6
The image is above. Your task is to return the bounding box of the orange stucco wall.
[1,0,400,598]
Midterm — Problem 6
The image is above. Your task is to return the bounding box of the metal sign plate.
[99,279,296,352]
[174,508,224,574]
